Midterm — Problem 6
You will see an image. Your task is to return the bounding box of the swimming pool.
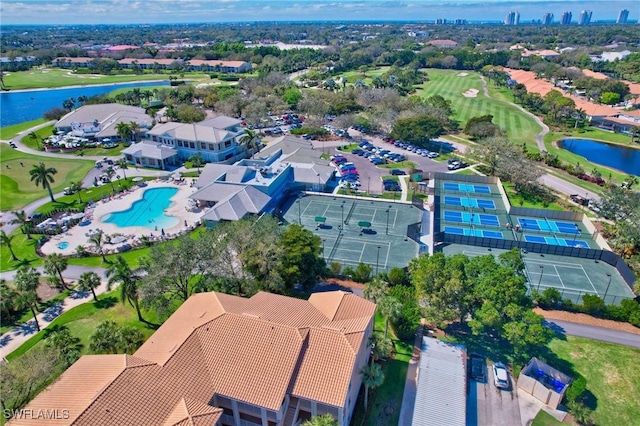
[102,187,179,230]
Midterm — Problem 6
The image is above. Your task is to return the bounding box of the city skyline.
[0,0,638,25]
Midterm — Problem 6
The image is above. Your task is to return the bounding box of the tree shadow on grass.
[94,296,117,310]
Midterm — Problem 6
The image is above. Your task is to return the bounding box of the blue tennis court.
[444,210,500,226]
[443,196,496,209]
[445,226,504,239]
[443,182,491,194]
[524,235,590,248]
[517,218,581,234]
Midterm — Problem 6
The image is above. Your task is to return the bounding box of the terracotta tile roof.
[289,328,357,407]
[12,291,375,425]
[162,398,223,426]
[7,355,151,426]
[134,292,225,365]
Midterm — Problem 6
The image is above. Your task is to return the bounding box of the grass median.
[0,118,47,140]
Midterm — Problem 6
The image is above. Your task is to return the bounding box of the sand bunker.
[457,72,469,77]
[462,88,479,98]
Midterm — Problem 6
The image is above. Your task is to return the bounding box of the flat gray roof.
[412,338,466,426]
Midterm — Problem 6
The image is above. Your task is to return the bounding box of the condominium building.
[9,291,376,426]
[560,11,573,25]
[617,9,629,24]
[578,10,592,25]
[542,13,554,25]
[505,11,520,25]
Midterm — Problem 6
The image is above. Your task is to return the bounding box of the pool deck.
[40,181,204,256]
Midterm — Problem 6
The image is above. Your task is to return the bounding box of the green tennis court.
[442,244,635,305]
[282,194,424,271]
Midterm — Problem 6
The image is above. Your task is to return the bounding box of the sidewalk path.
[397,323,424,426]
[0,266,112,359]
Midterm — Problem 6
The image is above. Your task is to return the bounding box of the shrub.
[581,294,605,316]
[388,286,421,341]
[352,262,372,283]
[537,288,562,309]
[565,373,587,404]
[329,261,342,277]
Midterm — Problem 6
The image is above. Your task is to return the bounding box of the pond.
[0,80,169,127]
[558,138,640,176]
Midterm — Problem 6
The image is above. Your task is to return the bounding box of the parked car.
[384,183,401,192]
[492,362,510,389]
[470,355,486,382]
[351,148,364,155]
[391,169,406,176]
[427,152,440,158]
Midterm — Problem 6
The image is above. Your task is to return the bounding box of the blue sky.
[0,1,637,25]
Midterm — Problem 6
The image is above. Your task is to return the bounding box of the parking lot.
[311,131,452,194]
[467,363,521,426]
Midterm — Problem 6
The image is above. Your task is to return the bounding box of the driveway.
[468,367,521,426]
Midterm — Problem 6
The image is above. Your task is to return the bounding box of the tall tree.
[188,153,204,174]
[89,230,106,261]
[116,158,129,179]
[360,363,384,411]
[106,256,144,322]
[115,121,133,142]
[77,271,101,301]
[378,295,402,339]
[1,230,18,261]
[302,414,339,426]
[239,128,260,157]
[44,253,69,290]
[363,276,388,303]
[29,162,58,202]
[14,266,41,332]
[276,224,326,293]
[44,325,81,366]
[10,210,32,239]
[28,131,42,150]
[69,181,83,203]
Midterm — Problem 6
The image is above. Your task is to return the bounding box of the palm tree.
[115,121,133,143]
[360,363,384,410]
[116,158,129,180]
[0,230,18,261]
[15,266,41,332]
[77,271,101,301]
[239,129,260,157]
[10,210,32,239]
[29,162,58,202]
[378,296,402,339]
[44,253,70,290]
[105,167,116,192]
[69,181,83,203]
[302,414,339,426]
[106,256,144,322]
[89,230,106,261]
[28,131,42,150]
[128,121,140,142]
[188,153,204,174]
[363,277,388,304]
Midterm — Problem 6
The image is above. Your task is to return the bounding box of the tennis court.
[524,235,590,248]
[442,244,635,304]
[443,195,496,209]
[282,194,423,271]
[444,210,500,226]
[443,182,491,194]
[517,217,581,234]
[444,226,504,239]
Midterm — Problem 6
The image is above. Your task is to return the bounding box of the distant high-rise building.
[617,9,629,24]
[436,18,447,25]
[543,13,554,25]
[560,11,572,25]
[579,10,592,25]
[505,11,520,25]
[454,19,467,25]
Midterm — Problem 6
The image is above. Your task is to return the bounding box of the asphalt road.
[538,173,601,202]
[545,319,640,348]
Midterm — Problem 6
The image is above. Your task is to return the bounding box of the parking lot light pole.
[376,246,381,275]
[386,207,390,235]
[322,239,326,261]
[297,198,301,225]
[537,265,544,292]
[572,224,580,246]
[340,203,344,231]
[603,273,612,302]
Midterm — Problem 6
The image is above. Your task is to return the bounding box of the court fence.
[436,232,636,301]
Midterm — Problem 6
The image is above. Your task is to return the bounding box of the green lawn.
[0,145,94,210]
[1,68,171,90]
[0,118,47,140]
[502,182,564,211]
[6,289,160,361]
[548,336,640,426]
[339,66,391,85]
[415,69,542,151]
[531,410,563,426]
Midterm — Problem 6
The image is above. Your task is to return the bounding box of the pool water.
[57,241,70,250]
[102,187,179,230]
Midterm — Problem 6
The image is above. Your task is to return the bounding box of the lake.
[0,81,169,127]
[558,138,640,176]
